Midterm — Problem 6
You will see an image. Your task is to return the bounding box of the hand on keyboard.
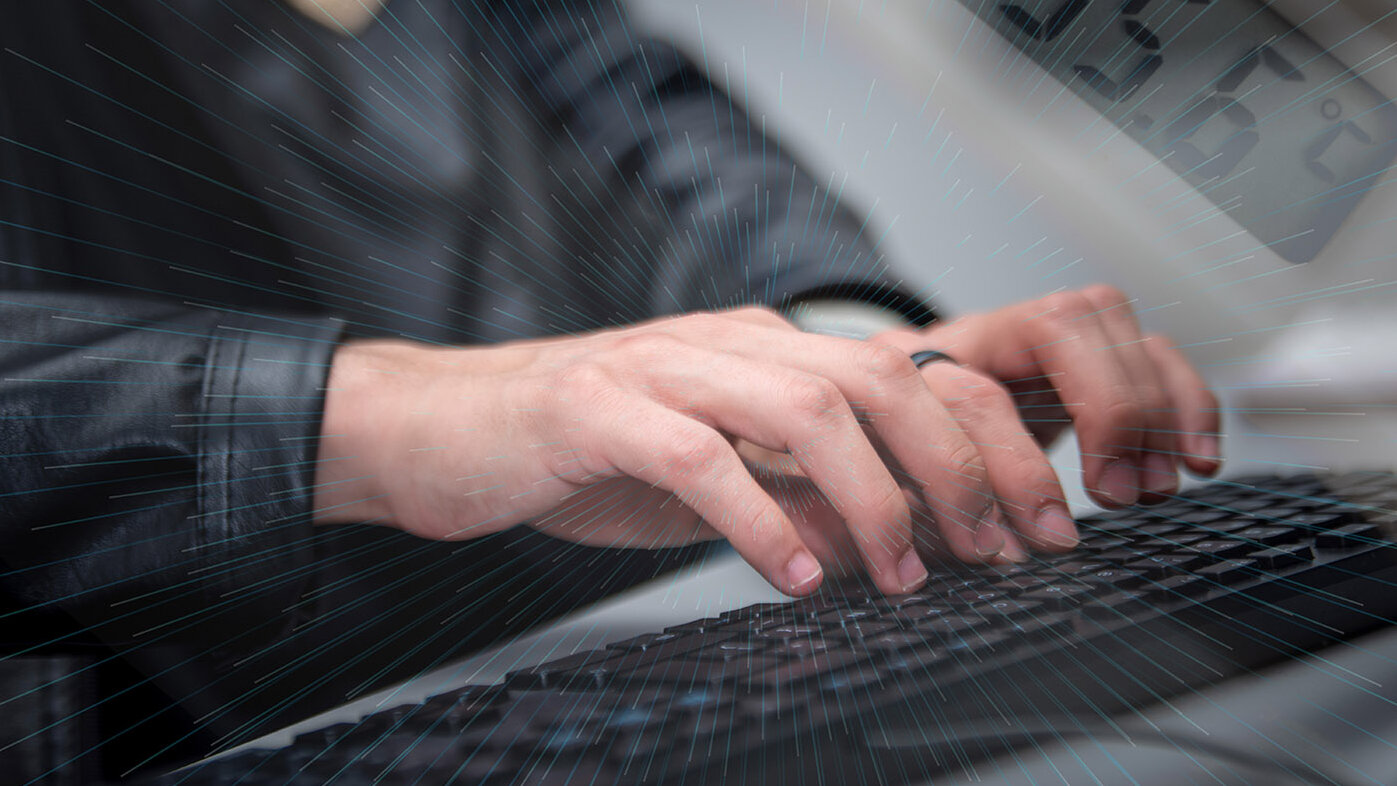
[874,284,1223,512]
[311,286,1217,597]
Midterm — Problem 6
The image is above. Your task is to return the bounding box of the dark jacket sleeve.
[509,0,936,327]
[0,292,341,646]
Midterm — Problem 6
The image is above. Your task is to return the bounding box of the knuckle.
[731,305,791,328]
[743,509,787,550]
[1139,384,1171,418]
[1199,387,1221,415]
[1081,283,1129,309]
[679,311,727,333]
[943,439,990,489]
[554,362,615,404]
[1042,291,1095,324]
[1098,395,1146,436]
[942,369,1011,415]
[1141,332,1172,351]
[854,342,919,385]
[612,331,681,358]
[783,376,843,423]
[662,427,730,478]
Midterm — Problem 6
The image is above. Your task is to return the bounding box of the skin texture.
[314,285,1221,597]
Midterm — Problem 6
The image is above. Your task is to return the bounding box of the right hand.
[313,307,1075,596]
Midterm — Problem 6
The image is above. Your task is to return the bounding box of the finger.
[919,363,1078,553]
[684,326,998,564]
[570,383,825,596]
[1142,334,1223,477]
[755,470,865,578]
[1015,289,1150,508]
[1077,285,1179,502]
[629,341,923,594]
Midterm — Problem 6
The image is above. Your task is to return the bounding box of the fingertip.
[885,549,927,594]
[1031,505,1080,551]
[1095,459,1140,507]
[974,518,1005,561]
[1142,452,1177,493]
[784,551,824,596]
[996,529,1030,563]
[1188,434,1223,477]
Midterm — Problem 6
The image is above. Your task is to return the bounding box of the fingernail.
[1099,460,1139,506]
[1142,453,1177,496]
[997,531,1030,563]
[1034,505,1079,549]
[785,552,824,595]
[1195,435,1222,466]
[974,516,1005,559]
[896,550,929,593]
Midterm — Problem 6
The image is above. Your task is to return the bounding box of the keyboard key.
[1195,558,1259,583]
[606,632,683,651]
[1073,566,1149,586]
[703,640,769,660]
[1002,613,1075,645]
[878,594,936,610]
[506,649,625,689]
[1124,554,1205,578]
[751,649,866,691]
[1144,574,1211,602]
[908,614,981,636]
[767,638,835,658]
[1232,526,1303,547]
[818,667,885,694]
[969,598,1045,619]
[1048,560,1111,576]
[664,617,726,634]
[1169,507,1238,525]
[1246,545,1314,571]
[1315,522,1382,550]
[814,607,880,624]
[886,604,957,625]
[756,625,822,642]
[864,631,934,652]
[633,655,785,687]
[831,620,900,639]
[1019,583,1097,611]
[1186,539,1252,559]
[942,588,1008,604]
[1081,591,1151,620]
[1289,510,1362,530]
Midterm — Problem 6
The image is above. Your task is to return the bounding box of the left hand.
[873,285,1222,531]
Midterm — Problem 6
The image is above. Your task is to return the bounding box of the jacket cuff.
[778,280,937,328]
[198,313,344,603]
[783,298,916,339]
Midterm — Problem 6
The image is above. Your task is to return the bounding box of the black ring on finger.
[910,350,960,369]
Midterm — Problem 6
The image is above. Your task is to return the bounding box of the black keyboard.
[151,471,1397,785]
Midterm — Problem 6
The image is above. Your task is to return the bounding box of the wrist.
[313,339,425,525]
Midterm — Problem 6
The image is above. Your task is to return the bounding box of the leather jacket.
[0,0,930,772]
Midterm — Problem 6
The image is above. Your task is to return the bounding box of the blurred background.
[627,0,1397,507]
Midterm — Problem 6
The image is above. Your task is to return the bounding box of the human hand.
[873,285,1222,531]
[313,306,1074,596]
